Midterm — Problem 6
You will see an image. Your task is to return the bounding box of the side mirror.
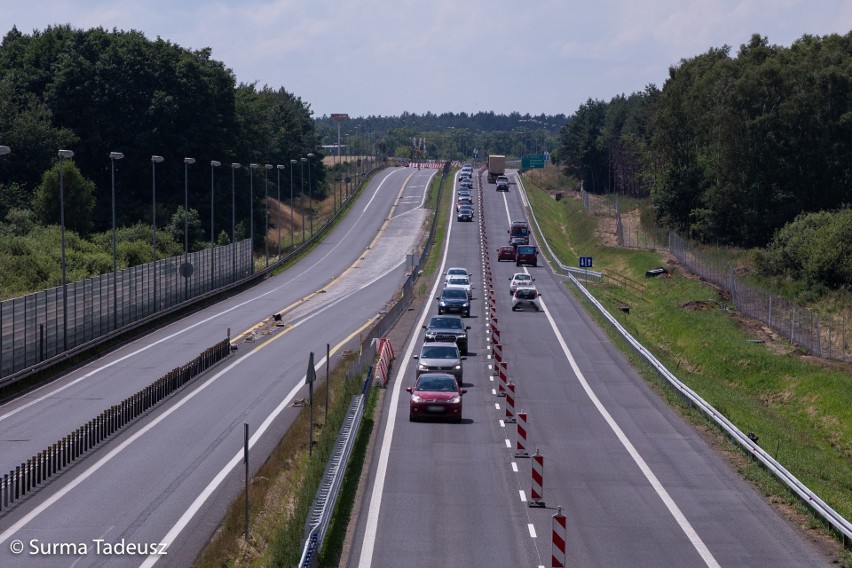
[460,389,468,395]
[461,356,467,361]
[405,387,413,393]
[422,325,427,330]
[412,355,419,360]
[465,326,471,331]
[435,297,440,301]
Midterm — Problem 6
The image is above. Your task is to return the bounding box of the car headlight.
[454,364,462,370]
[411,394,425,403]
[418,363,428,371]
[449,395,461,403]
[439,301,447,307]
[425,333,436,340]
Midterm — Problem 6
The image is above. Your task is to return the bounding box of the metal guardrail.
[518,173,850,544]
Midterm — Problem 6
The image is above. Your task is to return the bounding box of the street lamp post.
[249,164,258,271]
[183,157,196,301]
[210,160,221,290]
[264,164,272,267]
[151,155,164,312]
[289,159,297,247]
[58,149,74,351]
[231,163,241,281]
[276,164,284,258]
[306,153,315,235]
[300,157,307,242]
[109,151,124,330]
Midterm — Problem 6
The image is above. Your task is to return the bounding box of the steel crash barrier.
[0,338,232,514]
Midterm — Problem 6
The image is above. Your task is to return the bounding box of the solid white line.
[539,298,722,568]
[357,173,459,568]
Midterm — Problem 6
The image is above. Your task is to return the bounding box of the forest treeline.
[0,24,323,242]
[555,33,851,255]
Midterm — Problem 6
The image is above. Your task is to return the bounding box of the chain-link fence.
[669,232,850,362]
[0,240,252,381]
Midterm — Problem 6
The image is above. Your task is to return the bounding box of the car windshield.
[514,274,531,281]
[416,375,458,392]
[442,288,468,299]
[429,317,463,330]
[447,268,468,277]
[420,346,459,359]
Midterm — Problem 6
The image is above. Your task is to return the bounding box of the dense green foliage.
[0,24,322,250]
[556,33,852,252]
[756,208,852,290]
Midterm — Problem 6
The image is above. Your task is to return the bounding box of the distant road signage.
[579,256,593,268]
[521,155,546,169]
[330,113,349,122]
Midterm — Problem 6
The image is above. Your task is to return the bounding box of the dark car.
[456,195,473,210]
[457,205,474,222]
[423,315,471,354]
[459,177,474,189]
[497,245,516,261]
[406,373,467,422]
[436,287,470,317]
[515,245,538,267]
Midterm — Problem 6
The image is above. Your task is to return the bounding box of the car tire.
[533,261,537,267]
[464,310,470,317]
[516,261,521,266]
[437,308,443,315]
[512,306,518,311]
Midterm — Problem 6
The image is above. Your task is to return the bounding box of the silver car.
[413,342,465,384]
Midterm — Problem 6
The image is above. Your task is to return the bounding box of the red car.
[406,373,467,422]
[497,245,516,262]
[515,245,538,267]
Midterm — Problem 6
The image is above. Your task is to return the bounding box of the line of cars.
[457,164,475,222]
[408,266,474,421]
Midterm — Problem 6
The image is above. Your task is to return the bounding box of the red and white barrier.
[491,341,503,364]
[530,448,545,507]
[504,381,516,423]
[515,410,529,457]
[497,361,508,397]
[374,338,395,388]
[552,507,566,567]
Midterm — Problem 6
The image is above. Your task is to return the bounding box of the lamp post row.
[3,146,315,354]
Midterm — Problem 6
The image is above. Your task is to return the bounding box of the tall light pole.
[300,157,306,242]
[151,155,164,312]
[263,163,272,267]
[210,160,221,290]
[276,164,284,258]
[183,157,196,301]
[109,151,124,330]
[58,149,74,351]
[231,162,241,281]
[249,163,258,270]
[289,159,297,247]
[306,153,315,235]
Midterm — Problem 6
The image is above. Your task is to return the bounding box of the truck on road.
[487,154,506,183]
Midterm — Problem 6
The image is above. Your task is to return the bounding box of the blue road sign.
[579,256,593,268]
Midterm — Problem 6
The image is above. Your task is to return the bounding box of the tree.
[32,160,96,235]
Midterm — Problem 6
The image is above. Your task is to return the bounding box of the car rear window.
[518,246,534,254]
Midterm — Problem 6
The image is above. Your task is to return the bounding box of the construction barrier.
[374,338,395,388]
[504,381,516,423]
[552,506,567,567]
[530,448,545,507]
[497,360,508,396]
[515,410,529,458]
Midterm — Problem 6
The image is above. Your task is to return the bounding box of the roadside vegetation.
[522,166,851,563]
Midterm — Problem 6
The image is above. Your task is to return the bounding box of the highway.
[348,169,831,567]
[0,166,436,567]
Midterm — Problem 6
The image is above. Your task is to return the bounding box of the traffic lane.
[0,168,416,471]
[0,266,409,568]
[392,168,437,218]
[518,279,830,566]
[360,309,540,568]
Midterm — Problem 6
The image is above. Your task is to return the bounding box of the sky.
[3,0,851,119]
